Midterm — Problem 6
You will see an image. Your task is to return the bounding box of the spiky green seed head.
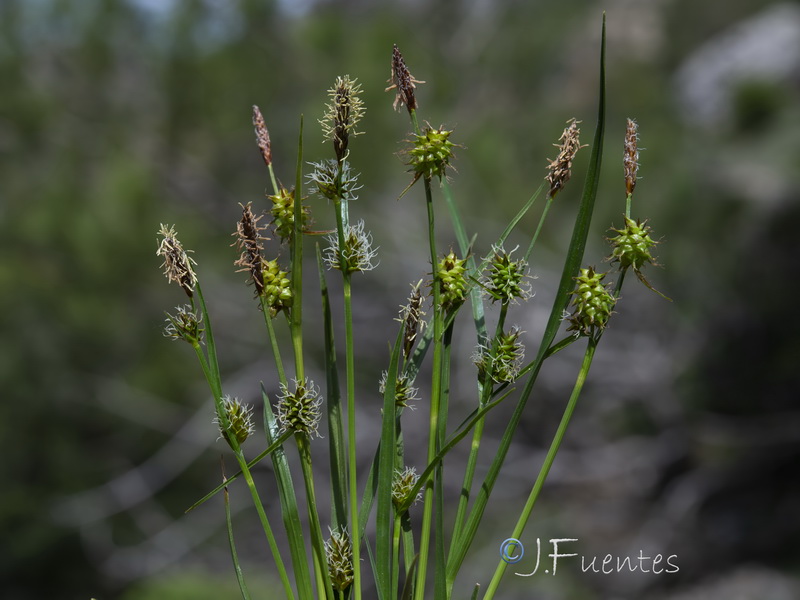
[277,378,322,438]
[215,396,255,447]
[566,267,616,337]
[474,326,525,383]
[325,528,354,592]
[437,250,468,310]
[608,216,658,271]
[269,187,309,242]
[262,259,292,317]
[408,126,456,180]
[483,245,532,304]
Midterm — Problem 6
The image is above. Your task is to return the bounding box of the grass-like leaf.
[223,475,252,600]
[263,387,314,600]
[376,325,405,598]
[447,15,607,585]
[316,245,348,530]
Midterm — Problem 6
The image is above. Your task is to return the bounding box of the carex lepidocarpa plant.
[155,17,668,600]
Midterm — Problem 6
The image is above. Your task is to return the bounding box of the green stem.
[523,193,555,264]
[261,297,287,387]
[296,434,335,600]
[392,512,402,598]
[193,283,295,600]
[482,338,598,599]
[268,163,280,197]
[414,173,443,600]
[291,116,305,381]
[448,302,508,564]
[237,447,297,600]
[223,477,251,600]
[343,273,361,600]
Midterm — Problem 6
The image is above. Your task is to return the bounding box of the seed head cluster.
[379,371,419,409]
[215,395,255,448]
[392,466,422,510]
[324,219,378,273]
[277,378,322,438]
[565,267,616,337]
[163,304,203,345]
[325,528,354,592]
[482,245,533,304]
[474,326,525,384]
[307,159,362,201]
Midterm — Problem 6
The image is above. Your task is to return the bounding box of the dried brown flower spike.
[232,202,269,295]
[623,118,639,197]
[386,44,424,114]
[545,118,586,198]
[252,105,271,167]
[156,224,198,298]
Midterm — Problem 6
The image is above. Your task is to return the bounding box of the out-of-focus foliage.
[2,0,800,599]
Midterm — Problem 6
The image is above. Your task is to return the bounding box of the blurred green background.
[3,0,800,598]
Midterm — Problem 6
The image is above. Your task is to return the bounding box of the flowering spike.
[232,202,269,296]
[386,44,424,114]
[156,224,197,297]
[624,118,639,197]
[321,75,365,162]
[252,105,272,167]
[397,280,426,360]
[545,118,586,198]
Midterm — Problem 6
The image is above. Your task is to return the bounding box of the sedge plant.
[156,16,668,600]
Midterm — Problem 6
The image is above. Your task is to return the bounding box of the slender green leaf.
[447,16,607,583]
[400,554,419,600]
[223,478,251,600]
[440,180,487,344]
[184,428,293,513]
[365,537,384,600]
[263,387,314,600]
[376,325,405,598]
[316,245,348,530]
[291,115,305,381]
